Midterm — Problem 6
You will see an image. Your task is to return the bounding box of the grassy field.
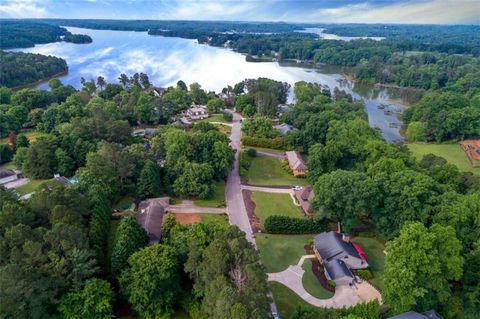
[249,146,285,155]
[251,192,303,227]
[247,156,310,186]
[256,234,313,273]
[269,282,316,319]
[200,213,229,225]
[197,113,225,123]
[408,142,479,174]
[353,236,386,291]
[194,181,225,207]
[0,162,16,170]
[16,178,52,195]
[302,259,334,299]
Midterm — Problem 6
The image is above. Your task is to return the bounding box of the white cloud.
[302,0,480,24]
[0,0,48,18]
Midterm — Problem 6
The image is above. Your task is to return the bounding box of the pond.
[12,27,409,142]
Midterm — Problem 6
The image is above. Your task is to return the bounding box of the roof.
[54,176,71,186]
[0,169,16,179]
[388,311,443,319]
[188,106,207,113]
[273,123,297,135]
[136,197,169,244]
[299,187,314,201]
[314,231,362,262]
[324,259,354,280]
[285,151,307,170]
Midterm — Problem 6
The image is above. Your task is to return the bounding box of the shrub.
[327,280,336,289]
[357,269,373,280]
[222,112,233,122]
[246,148,257,157]
[241,136,285,149]
[264,215,326,234]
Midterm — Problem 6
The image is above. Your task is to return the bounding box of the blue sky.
[0,0,479,24]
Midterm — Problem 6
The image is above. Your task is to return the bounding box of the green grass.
[302,259,334,299]
[269,282,316,319]
[197,113,225,123]
[251,192,303,227]
[193,181,225,207]
[0,162,17,170]
[247,156,310,186]
[256,234,313,273]
[352,236,386,291]
[200,213,229,225]
[408,142,480,174]
[16,178,51,195]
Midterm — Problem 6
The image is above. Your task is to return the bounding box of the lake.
[12,27,407,142]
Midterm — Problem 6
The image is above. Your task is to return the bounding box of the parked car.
[272,312,280,319]
[292,186,303,191]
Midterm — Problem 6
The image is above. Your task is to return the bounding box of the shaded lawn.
[269,282,316,319]
[302,259,334,299]
[0,162,16,170]
[250,146,285,155]
[193,181,225,208]
[408,142,479,174]
[256,234,313,273]
[247,156,309,186]
[252,192,303,227]
[114,196,135,211]
[353,236,386,291]
[16,178,52,195]
[200,213,229,225]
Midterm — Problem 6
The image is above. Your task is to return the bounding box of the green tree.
[16,134,29,148]
[58,279,114,319]
[111,216,149,276]
[405,121,425,141]
[136,159,162,199]
[207,97,224,113]
[173,162,214,199]
[55,147,74,176]
[120,244,181,318]
[384,222,463,314]
[23,138,57,179]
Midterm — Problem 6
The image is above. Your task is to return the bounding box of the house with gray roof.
[136,197,169,244]
[0,169,20,186]
[389,310,442,319]
[313,231,368,285]
[273,123,297,136]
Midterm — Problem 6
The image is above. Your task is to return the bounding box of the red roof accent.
[353,243,367,261]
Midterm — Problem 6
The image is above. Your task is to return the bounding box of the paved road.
[225,113,255,244]
[225,112,278,315]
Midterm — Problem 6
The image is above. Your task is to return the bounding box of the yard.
[0,161,16,170]
[408,142,480,174]
[302,259,334,299]
[269,282,317,319]
[352,236,386,291]
[249,146,286,155]
[114,196,135,212]
[256,234,313,273]
[193,181,225,207]
[246,155,310,186]
[251,192,303,227]
[197,113,225,123]
[16,178,52,195]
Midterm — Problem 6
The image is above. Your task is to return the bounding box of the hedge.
[264,215,326,234]
[241,136,285,149]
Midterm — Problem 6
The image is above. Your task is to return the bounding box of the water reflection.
[12,27,409,142]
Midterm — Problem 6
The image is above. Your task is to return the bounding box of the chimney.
[342,233,351,243]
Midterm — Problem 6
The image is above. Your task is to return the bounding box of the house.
[389,310,443,319]
[136,197,169,244]
[285,151,307,177]
[132,128,157,138]
[294,187,314,215]
[0,169,20,186]
[186,106,208,121]
[313,231,368,285]
[145,86,165,97]
[273,123,297,136]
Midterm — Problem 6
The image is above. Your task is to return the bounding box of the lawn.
[352,236,386,291]
[200,213,229,225]
[16,178,52,195]
[269,282,316,319]
[0,161,17,170]
[408,142,480,174]
[251,192,303,227]
[256,234,313,273]
[246,156,310,186]
[249,146,285,155]
[197,113,225,123]
[302,259,334,299]
[193,181,225,207]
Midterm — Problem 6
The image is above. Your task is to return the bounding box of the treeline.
[272,81,480,318]
[0,20,92,49]
[0,50,68,88]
